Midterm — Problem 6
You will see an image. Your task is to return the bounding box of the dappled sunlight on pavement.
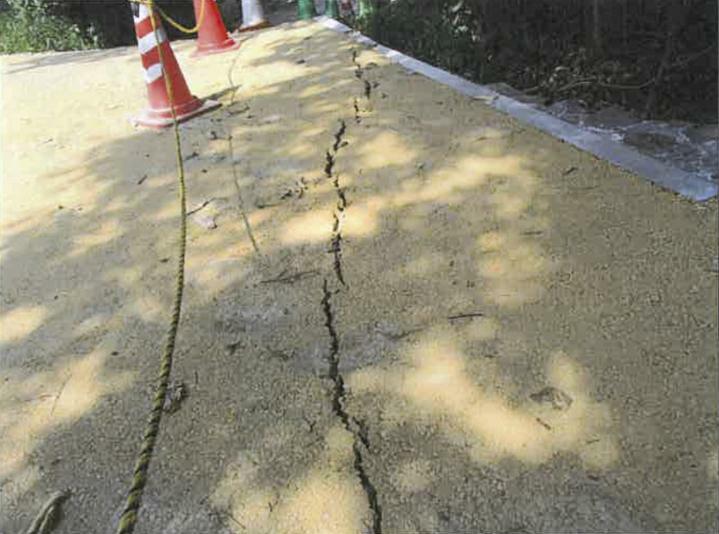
[349,328,618,468]
[212,424,371,534]
[0,17,716,534]
[0,348,133,479]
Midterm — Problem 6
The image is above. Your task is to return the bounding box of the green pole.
[358,0,375,19]
[324,0,340,19]
[297,0,317,20]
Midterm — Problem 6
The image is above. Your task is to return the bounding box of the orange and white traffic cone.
[192,0,240,56]
[131,2,220,128]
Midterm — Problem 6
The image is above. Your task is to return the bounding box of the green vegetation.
[356,0,718,122]
[0,0,101,53]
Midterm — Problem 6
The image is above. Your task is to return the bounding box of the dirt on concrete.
[1,20,717,534]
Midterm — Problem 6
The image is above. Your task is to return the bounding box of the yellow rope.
[135,0,207,34]
[116,2,189,533]
[157,0,207,34]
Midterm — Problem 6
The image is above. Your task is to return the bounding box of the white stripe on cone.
[138,27,167,54]
[143,63,163,84]
[133,7,167,89]
[133,3,150,24]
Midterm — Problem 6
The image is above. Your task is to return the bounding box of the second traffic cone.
[239,0,271,32]
[131,3,220,129]
[192,0,240,56]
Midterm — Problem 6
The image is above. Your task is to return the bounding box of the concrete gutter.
[318,16,718,202]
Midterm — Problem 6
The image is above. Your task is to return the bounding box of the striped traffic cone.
[192,0,240,56]
[239,0,271,32]
[131,3,220,128]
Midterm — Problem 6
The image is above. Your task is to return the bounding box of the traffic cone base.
[133,98,221,129]
[239,19,271,32]
[131,3,221,129]
[191,37,241,57]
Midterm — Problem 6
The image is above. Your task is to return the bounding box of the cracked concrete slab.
[1,19,717,534]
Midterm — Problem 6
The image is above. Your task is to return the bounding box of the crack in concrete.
[325,119,349,286]
[321,279,383,534]
[337,188,348,211]
[333,120,347,152]
[363,79,372,99]
[325,149,335,178]
[328,234,345,285]
[354,97,361,123]
[352,50,373,121]
[317,107,381,530]
[351,415,371,450]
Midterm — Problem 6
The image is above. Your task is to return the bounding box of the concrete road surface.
[1,20,717,534]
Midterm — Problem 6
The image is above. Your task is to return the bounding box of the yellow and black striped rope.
[117,2,189,533]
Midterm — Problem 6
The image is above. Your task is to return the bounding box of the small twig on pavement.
[260,270,319,285]
[536,417,552,431]
[49,375,71,416]
[448,312,484,321]
[186,199,214,217]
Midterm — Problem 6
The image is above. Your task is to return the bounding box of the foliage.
[357,0,718,122]
[0,0,102,53]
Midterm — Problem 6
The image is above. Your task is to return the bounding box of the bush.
[357,0,718,122]
[0,0,102,53]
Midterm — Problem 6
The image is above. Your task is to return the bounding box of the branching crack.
[325,119,348,286]
[315,57,383,533]
[321,280,382,534]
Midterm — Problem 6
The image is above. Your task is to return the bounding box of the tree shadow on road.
[1,20,717,534]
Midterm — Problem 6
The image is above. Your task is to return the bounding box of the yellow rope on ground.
[116,2,190,533]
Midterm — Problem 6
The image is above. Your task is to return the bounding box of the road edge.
[317,16,718,202]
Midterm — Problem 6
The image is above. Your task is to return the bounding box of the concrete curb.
[317,16,718,202]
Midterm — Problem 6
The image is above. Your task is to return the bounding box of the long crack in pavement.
[1,20,717,534]
[316,59,382,531]
[326,119,349,285]
[321,280,382,534]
